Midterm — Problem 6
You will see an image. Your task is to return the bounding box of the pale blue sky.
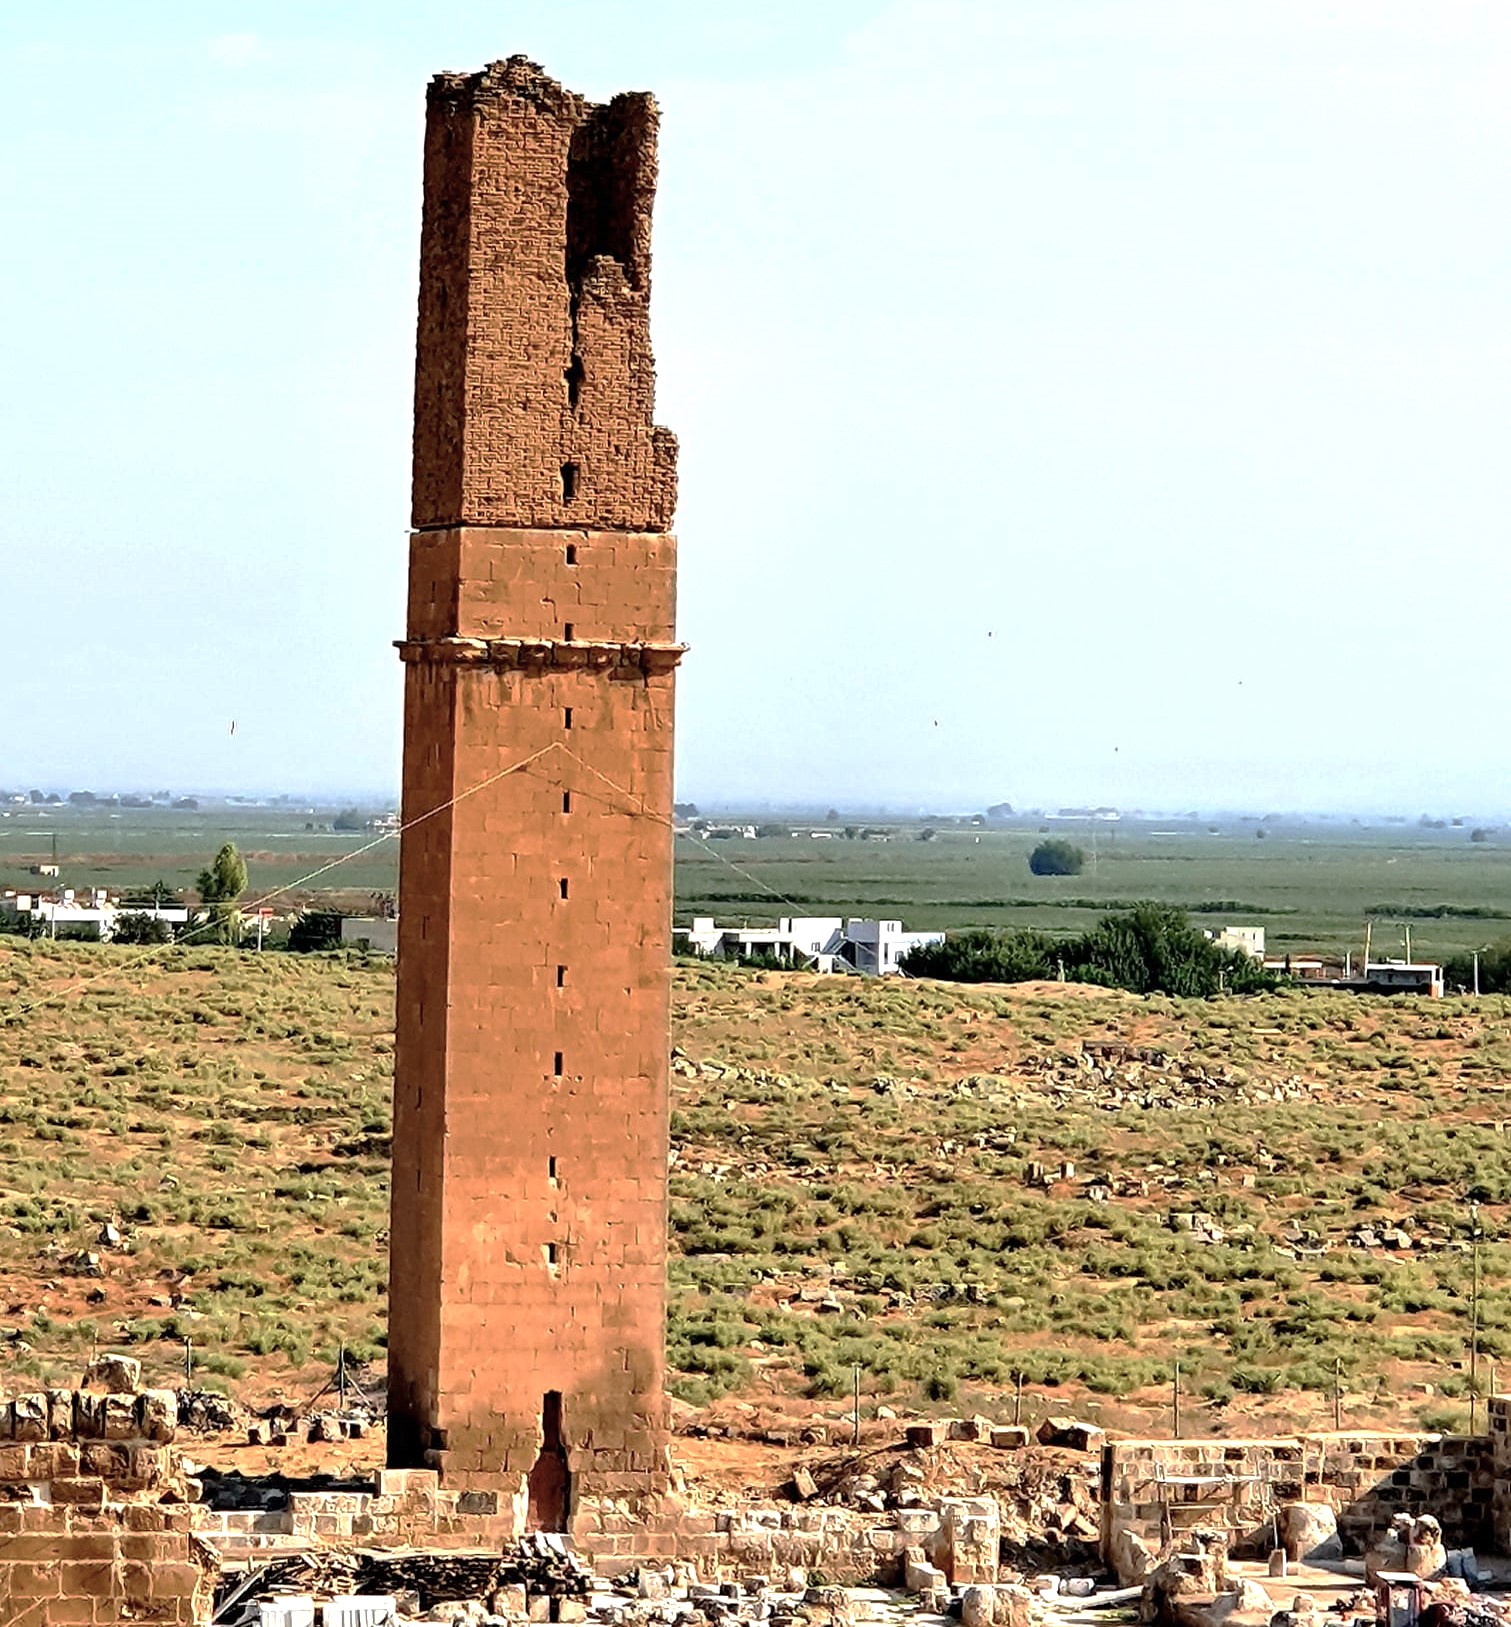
[4,2,1509,812]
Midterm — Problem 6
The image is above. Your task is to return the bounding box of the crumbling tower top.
[412,55,678,533]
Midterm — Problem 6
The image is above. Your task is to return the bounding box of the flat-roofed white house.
[676,916,943,977]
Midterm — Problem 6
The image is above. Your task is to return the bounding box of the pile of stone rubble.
[1013,1045,1317,1112]
[221,1560,1102,1627]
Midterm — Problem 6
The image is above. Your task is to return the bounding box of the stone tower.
[388,57,679,1520]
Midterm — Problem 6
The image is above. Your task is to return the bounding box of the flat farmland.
[4,805,1511,961]
[0,805,401,902]
[678,819,1511,960]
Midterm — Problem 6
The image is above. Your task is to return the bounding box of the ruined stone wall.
[1487,1395,1511,1550]
[192,1471,999,1588]
[0,1386,209,1626]
[1104,1432,1496,1564]
[390,54,680,1511]
[0,1503,210,1627]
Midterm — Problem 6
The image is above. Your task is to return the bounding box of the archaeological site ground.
[4,43,1511,1627]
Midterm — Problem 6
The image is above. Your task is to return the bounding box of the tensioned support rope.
[1,738,815,1020]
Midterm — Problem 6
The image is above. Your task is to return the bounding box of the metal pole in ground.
[1014,1370,1023,1427]
[1334,1357,1342,1431]
[851,1365,860,1446]
[1173,1362,1181,1439]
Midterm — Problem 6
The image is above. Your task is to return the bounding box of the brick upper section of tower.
[412,56,678,533]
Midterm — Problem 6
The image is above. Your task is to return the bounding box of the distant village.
[0,793,1474,994]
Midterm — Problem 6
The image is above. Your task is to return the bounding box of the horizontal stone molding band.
[396,636,687,674]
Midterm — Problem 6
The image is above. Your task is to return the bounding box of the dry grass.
[3,940,1510,1437]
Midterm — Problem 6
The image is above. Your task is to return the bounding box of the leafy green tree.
[1029,838,1085,876]
[1445,941,1511,994]
[197,844,247,904]
[1063,903,1272,995]
[288,911,346,953]
[900,929,1057,983]
[196,843,248,945]
[901,905,1277,997]
[112,912,172,945]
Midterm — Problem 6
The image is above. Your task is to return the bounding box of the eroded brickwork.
[411,57,676,533]
[389,55,679,1518]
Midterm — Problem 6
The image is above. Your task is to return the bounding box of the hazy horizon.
[4,782,1508,827]
[6,2,1510,811]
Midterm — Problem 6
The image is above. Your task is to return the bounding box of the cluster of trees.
[1445,943,1511,995]
[899,903,1279,997]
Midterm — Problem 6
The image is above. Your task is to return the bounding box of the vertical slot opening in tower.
[527,1391,571,1532]
[560,462,579,502]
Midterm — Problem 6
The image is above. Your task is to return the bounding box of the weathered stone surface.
[83,1353,141,1393]
[1036,1417,1105,1452]
[11,1394,46,1442]
[1281,1502,1340,1562]
[989,1427,1030,1451]
[388,55,679,1510]
[961,1585,995,1627]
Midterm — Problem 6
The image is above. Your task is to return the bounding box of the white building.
[840,918,945,976]
[1365,960,1444,998]
[675,916,943,977]
[1207,925,1265,959]
[341,917,398,955]
[0,890,189,941]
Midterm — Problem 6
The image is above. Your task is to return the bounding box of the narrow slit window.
[559,877,569,899]
[565,543,578,565]
[564,707,573,730]
[548,1156,559,1184]
[553,1051,563,1076]
[556,965,566,987]
[547,1242,559,1267]
[563,622,575,641]
[561,792,572,814]
[560,462,578,502]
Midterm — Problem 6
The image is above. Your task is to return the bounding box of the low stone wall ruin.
[0,1378,208,1627]
[1103,1430,1497,1571]
[192,1469,1001,1588]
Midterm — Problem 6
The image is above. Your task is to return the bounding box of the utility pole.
[852,1365,861,1446]
[1363,920,1373,979]
[1474,951,1482,998]
[1333,1357,1342,1431]
[1014,1370,1023,1427]
[1172,1362,1181,1439]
